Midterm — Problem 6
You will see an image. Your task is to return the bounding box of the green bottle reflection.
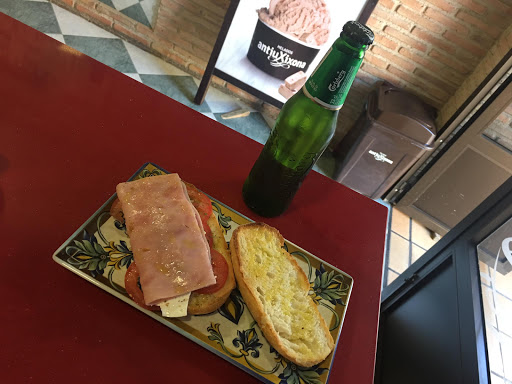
[243,21,375,217]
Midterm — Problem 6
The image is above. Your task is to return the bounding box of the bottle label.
[304,47,363,110]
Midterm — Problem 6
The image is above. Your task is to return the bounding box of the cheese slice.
[159,292,191,318]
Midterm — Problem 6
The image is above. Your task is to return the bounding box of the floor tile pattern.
[1,0,61,33]
[385,207,434,285]
[99,0,155,28]
[65,35,137,73]
[140,74,212,113]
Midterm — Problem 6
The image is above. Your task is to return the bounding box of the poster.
[216,0,369,104]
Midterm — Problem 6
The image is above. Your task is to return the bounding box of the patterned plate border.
[52,162,354,384]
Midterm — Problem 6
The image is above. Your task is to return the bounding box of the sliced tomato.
[124,262,158,311]
[203,222,214,247]
[184,182,213,226]
[195,249,229,295]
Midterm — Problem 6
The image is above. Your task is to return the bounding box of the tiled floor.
[385,207,440,286]
[4,1,511,381]
[98,0,157,28]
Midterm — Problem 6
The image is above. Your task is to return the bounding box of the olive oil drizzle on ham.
[116,174,216,306]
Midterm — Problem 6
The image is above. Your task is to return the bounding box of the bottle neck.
[303,37,365,111]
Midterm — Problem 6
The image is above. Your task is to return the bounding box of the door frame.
[375,176,512,384]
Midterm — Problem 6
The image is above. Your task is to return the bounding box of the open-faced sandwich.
[230,223,335,367]
[110,173,235,317]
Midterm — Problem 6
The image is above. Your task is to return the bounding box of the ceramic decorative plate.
[52,162,354,384]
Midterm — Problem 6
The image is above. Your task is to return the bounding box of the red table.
[0,14,388,384]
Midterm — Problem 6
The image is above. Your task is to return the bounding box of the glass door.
[477,218,512,383]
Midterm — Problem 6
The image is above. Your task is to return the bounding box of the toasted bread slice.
[231,223,334,367]
[187,213,236,315]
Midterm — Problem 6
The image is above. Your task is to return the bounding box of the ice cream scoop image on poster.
[215,0,368,104]
[246,0,331,80]
[257,0,331,46]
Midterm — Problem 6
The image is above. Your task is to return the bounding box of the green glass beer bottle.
[243,21,374,217]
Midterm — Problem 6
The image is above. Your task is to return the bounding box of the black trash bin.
[333,82,437,199]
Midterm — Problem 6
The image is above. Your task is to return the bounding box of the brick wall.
[336,0,512,145]
[153,0,226,73]
[52,0,512,146]
[437,23,512,127]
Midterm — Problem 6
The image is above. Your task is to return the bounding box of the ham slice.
[116,174,216,306]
